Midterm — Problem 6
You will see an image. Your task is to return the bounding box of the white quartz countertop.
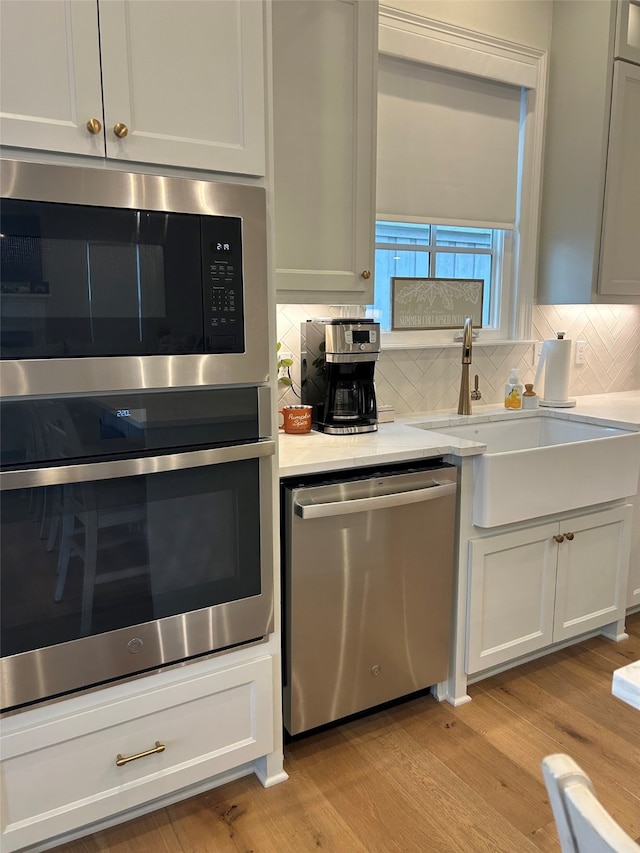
[278,391,640,478]
[612,660,640,711]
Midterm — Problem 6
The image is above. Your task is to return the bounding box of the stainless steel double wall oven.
[0,161,275,712]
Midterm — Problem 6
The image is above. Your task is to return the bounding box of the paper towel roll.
[534,336,576,407]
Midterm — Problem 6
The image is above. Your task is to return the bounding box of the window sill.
[380,337,537,351]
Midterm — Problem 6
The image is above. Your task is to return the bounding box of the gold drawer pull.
[553,534,564,544]
[564,532,575,540]
[116,740,165,767]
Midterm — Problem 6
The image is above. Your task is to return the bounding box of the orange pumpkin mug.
[278,404,312,434]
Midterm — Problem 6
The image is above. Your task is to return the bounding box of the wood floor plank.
[481,671,640,836]
[167,771,367,853]
[451,687,640,840]
[384,696,551,836]
[528,653,640,744]
[344,713,541,852]
[528,820,563,851]
[60,809,183,853]
[288,719,471,852]
[567,633,640,668]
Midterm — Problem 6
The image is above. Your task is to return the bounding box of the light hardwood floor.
[59,612,640,852]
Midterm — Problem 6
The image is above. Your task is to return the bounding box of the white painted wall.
[383,0,553,50]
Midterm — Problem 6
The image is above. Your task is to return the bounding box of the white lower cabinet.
[466,505,632,674]
[0,655,274,853]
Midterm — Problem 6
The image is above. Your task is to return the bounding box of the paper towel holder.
[535,331,576,408]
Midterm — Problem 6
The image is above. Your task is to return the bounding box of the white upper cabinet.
[0,1,104,157]
[599,61,640,296]
[98,0,265,175]
[272,0,378,304]
[537,0,639,304]
[615,0,640,63]
[0,0,266,176]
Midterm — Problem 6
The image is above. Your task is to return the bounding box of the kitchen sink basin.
[415,415,640,527]
[432,415,630,452]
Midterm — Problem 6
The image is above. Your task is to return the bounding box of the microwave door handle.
[294,480,457,519]
[0,439,276,491]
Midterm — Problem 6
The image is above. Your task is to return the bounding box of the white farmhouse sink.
[435,416,630,451]
[421,415,640,527]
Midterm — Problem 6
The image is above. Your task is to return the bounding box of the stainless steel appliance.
[282,459,458,735]
[0,162,275,712]
[0,159,269,397]
[300,319,380,434]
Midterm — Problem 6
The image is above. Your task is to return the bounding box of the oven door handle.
[294,480,457,519]
[0,440,276,491]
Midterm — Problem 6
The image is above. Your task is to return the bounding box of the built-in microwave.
[0,160,270,397]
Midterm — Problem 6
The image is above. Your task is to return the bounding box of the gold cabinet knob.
[86,118,102,135]
[113,122,129,139]
[361,270,371,280]
[564,532,575,541]
[553,534,564,544]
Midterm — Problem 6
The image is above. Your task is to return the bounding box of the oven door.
[0,440,275,712]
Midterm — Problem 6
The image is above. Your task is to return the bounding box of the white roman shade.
[377,54,523,228]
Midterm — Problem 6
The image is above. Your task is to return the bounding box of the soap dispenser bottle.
[504,367,523,409]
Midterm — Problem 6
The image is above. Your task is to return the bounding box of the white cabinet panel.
[0,0,104,157]
[0,656,273,853]
[99,0,265,175]
[599,61,640,297]
[554,506,631,641]
[272,0,377,303]
[615,0,640,63]
[466,523,557,673]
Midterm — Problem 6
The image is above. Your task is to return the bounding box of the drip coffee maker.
[300,319,380,434]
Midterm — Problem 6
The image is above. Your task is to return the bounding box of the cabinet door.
[599,61,640,297]
[615,0,640,64]
[553,505,632,642]
[466,523,558,675]
[98,0,265,175]
[0,0,104,157]
[272,0,377,303]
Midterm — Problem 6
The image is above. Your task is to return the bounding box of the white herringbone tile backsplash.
[277,304,640,413]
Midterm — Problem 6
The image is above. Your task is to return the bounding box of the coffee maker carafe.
[301,319,380,434]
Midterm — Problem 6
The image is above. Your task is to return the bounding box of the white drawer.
[1,655,273,852]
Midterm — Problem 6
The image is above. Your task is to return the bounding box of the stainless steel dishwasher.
[281,459,458,735]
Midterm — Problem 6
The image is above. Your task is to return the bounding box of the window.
[373,10,548,345]
[370,221,511,337]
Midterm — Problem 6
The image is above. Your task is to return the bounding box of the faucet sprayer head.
[462,317,473,364]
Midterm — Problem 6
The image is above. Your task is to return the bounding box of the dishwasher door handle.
[294,480,457,519]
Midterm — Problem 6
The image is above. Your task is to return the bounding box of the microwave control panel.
[202,216,245,353]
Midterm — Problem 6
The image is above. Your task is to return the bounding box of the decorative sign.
[391,278,484,331]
